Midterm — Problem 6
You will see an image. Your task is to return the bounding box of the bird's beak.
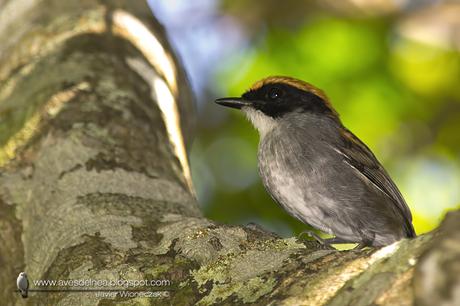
[214,97,252,110]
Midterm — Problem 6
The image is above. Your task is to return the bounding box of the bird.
[17,272,29,298]
[215,76,416,248]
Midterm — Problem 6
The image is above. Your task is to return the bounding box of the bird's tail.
[405,221,416,238]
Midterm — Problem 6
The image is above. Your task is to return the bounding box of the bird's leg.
[353,243,367,250]
[322,237,353,244]
[323,237,371,251]
[298,232,366,250]
[297,231,336,250]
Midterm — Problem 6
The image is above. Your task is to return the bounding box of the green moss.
[239,277,277,303]
[186,237,308,304]
[193,276,276,305]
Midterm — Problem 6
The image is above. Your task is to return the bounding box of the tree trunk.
[0,0,458,305]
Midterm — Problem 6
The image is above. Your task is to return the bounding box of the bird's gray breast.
[257,129,335,234]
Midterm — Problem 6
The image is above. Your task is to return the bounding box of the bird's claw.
[297,231,336,250]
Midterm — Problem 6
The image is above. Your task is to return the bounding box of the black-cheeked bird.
[215,76,416,248]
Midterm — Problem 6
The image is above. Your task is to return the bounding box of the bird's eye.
[268,87,283,100]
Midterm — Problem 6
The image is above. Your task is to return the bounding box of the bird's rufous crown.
[247,76,338,117]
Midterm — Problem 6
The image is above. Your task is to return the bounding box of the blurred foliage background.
[149,0,460,237]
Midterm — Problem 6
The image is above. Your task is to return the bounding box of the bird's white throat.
[241,107,277,138]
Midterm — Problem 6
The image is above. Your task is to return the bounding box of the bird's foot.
[353,243,367,250]
[297,231,336,250]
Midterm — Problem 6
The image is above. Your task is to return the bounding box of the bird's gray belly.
[258,141,404,246]
[258,141,344,236]
[260,163,321,224]
[257,135,380,243]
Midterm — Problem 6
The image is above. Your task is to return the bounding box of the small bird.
[215,76,415,247]
[17,272,29,298]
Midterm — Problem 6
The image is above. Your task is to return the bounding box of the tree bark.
[0,0,458,305]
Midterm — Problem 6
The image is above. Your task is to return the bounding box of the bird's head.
[19,272,27,277]
[215,76,339,136]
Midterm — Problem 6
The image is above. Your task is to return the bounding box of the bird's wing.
[335,127,415,237]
